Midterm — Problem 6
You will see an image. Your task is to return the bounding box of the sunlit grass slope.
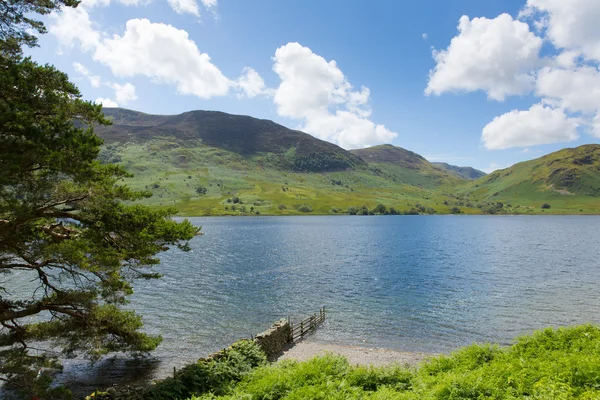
[95,108,600,216]
[102,140,467,216]
[461,144,600,214]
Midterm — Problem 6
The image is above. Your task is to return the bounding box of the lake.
[55,215,600,389]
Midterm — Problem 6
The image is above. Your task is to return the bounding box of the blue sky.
[29,0,600,172]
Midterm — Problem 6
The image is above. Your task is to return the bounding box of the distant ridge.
[432,162,486,180]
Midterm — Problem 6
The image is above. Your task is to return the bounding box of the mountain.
[96,108,364,172]
[462,144,600,213]
[93,109,469,215]
[432,162,486,180]
[350,144,463,188]
[91,108,600,215]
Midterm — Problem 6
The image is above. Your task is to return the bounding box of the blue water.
[54,216,600,389]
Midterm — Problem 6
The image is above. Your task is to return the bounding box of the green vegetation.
[179,325,600,400]
[0,3,198,397]
[145,340,267,400]
[94,109,600,216]
[462,144,600,214]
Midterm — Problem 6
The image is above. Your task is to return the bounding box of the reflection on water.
[7,215,600,395]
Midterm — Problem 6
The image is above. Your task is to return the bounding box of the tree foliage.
[0,3,200,397]
[0,0,79,51]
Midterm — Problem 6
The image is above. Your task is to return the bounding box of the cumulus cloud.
[93,19,231,99]
[272,42,396,149]
[482,162,509,174]
[73,62,137,105]
[426,14,543,101]
[536,66,600,113]
[522,0,600,62]
[110,82,138,104]
[49,6,100,52]
[95,98,119,107]
[236,67,272,98]
[73,62,101,87]
[481,103,579,150]
[167,0,200,16]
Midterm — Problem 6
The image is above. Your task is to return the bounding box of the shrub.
[347,206,358,215]
[297,204,313,213]
[542,203,551,209]
[372,204,387,214]
[146,340,267,399]
[450,207,462,214]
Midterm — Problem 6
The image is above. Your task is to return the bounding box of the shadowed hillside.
[96,108,365,172]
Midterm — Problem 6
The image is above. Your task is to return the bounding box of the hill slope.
[92,108,600,215]
[432,162,486,180]
[462,144,600,213]
[94,109,470,216]
[350,144,463,189]
[96,108,364,172]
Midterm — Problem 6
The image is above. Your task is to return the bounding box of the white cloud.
[272,42,396,149]
[49,6,100,52]
[93,19,231,99]
[422,33,428,40]
[236,67,272,98]
[536,66,600,113]
[482,103,579,149]
[95,98,119,107]
[166,0,217,16]
[482,162,509,174]
[201,0,217,7]
[426,14,543,101]
[110,82,138,104]
[73,62,101,87]
[167,0,200,16]
[522,0,600,62]
[73,62,137,105]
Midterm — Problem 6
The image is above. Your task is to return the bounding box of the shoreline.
[277,340,436,367]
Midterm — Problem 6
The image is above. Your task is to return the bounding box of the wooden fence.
[289,307,326,343]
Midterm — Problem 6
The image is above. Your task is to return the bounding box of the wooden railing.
[289,307,326,343]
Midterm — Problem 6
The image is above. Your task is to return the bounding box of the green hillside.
[97,108,364,172]
[461,144,600,214]
[95,108,600,216]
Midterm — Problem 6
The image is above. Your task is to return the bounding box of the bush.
[372,204,387,214]
[542,203,551,209]
[450,207,462,214]
[347,206,358,215]
[297,204,313,213]
[147,340,267,399]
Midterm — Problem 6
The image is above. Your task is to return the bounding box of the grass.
[103,141,600,216]
[187,325,600,400]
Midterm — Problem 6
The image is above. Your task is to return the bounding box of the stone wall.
[253,319,292,360]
